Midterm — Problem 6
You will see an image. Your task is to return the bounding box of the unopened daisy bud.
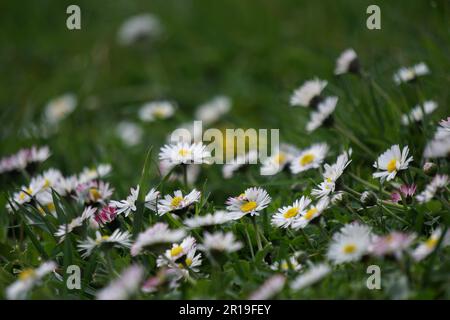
[360,191,377,206]
[331,192,347,205]
[423,162,437,176]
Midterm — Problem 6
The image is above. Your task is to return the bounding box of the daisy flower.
[110,185,139,217]
[271,196,312,228]
[260,143,298,176]
[369,231,416,259]
[334,48,359,75]
[6,261,57,300]
[401,101,438,125]
[116,121,143,146]
[416,174,448,203]
[183,210,234,228]
[412,228,450,261]
[292,197,330,229]
[75,180,114,204]
[226,187,271,220]
[327,222,372,264]
[270,252,303,272]
[44,93,77,124]
[117,13,162,46]
[159,142,210,165]
[391,184,417,203]
[54,206,97,241]
[0,145,50,174]
[131,223,186,256]
[249,274,285,300]
[195,95,231,125]
[439,117,450,131]
[290,263,331,291]
[144,188,160,212]
[157,236,202,273]
[198,231,243,253]
[290,143,329,174]
[139,101,175,122]
[93,205,118,227]
[373,145,413,181]
[393,62,430,84]
[78,229,132,258]
[78,163,112,184]
[290,78,327,108]
[423,123,450,159]
[222,150,258,179]
[97,265,144,300]
[157,189,201,216]
[306,96,338,133]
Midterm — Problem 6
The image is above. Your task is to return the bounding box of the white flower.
[97,265,144,300]
[334,48,359,75]
[139,101,175,122]
[116,121,143,146]
[110,185,139,217]
[117,13,162,46]
[373,145,413,181]
[6,261,57,300]
[249,274,285,300]
[290,78,327,107]
[44,93,77,124]
[401,101,438,125]
[55,206,97,241]
[416,174,449,203]
[78,163,112,184]
[195,95,231,125]
[198,231,243,253]
[75,180,114,205]
[183,210,233,228]
[290,263,331,291]
[290,143,329,174]
[260,143,298,176]
[157,236,202,273]
[78,229,132,258]
[222,150,258,179]
[327,222,372,264]
[292,197,330,229]
[226,187,271,220]
[306,96,338,133]
[131,223,186,256]
[157,189,201,216]
[439,117,450,131]
[423,123,450,159]
[412,228,450,261]
[271,196,311,228]
[393,62,430,84]
[159,142,210,165]
[159,160,200,186]
[0,146,50,174]
[270,252,303,272]
[144,188,160,212]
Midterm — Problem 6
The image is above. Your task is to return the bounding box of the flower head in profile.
[270,252,303,272]
[157,189,201,216]
[55,206,97,241]
[159,142,210,165]
[423,122,450,159]
[97,265,144,300]
[44,93,77,124]
[195,95,231,125]
[290,263,331,291]
[78,229,132,258]
[78,163,112,184]
[139,101,175,122]
[117,13,162,46]
[271,196,311,228]
[416,174,448,204]
[290,143,329,174]
[373,145,413,181]
[110,185,139,217]
[401,101,438,125]
[260,144,298,176]
[292,197,330,230]
[306,96,338,133]
[131,223,186,256]
[334,48,359,75]
[369,231,416,259]
[0,145,50,174]
[439,117,450,131]
[226,187,271,220]
[412,228,450,261]
[6,261,57,300]
[93,205,118,227]
[144,188,160,212]
[391,184,417,203]
[327,222,372,264]
[249,274,285,300]
[183,210,233,229]
[290,78,327,108]
[198,231,243,253]
[393,62,430,84]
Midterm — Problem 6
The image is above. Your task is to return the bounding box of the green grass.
[0,0,449,299]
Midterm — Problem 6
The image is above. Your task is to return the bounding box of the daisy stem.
[182,164,188,189]
[244,225,255,260]
[349,173,390,196]
[299,228,314,250]
[252,219,263,251]
[345,204,366,223]
[380,205,411,227]
[333,122,375,157]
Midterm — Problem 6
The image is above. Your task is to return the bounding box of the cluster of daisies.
[2,45,449,300]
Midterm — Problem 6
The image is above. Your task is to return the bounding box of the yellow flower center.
[387,159,397,173]
[89,188,102,201]
[304,207,318,220]
[38,203,56,215]
[43,179,51,188]
[300,153,315,166]
[425,237,438,249]
[171,245,183,257]
[280,261,289,270]
[170,196,183,208]
[185,258,192,267]
[178,148,190,157]
[342,243,357,254]
[153,108,167,118]
[19,268,36,280]
[96,235,110,244]
[275,153,286,165]
[19,187,33,200]
[240,201,257,213]
[283,207,299,219]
